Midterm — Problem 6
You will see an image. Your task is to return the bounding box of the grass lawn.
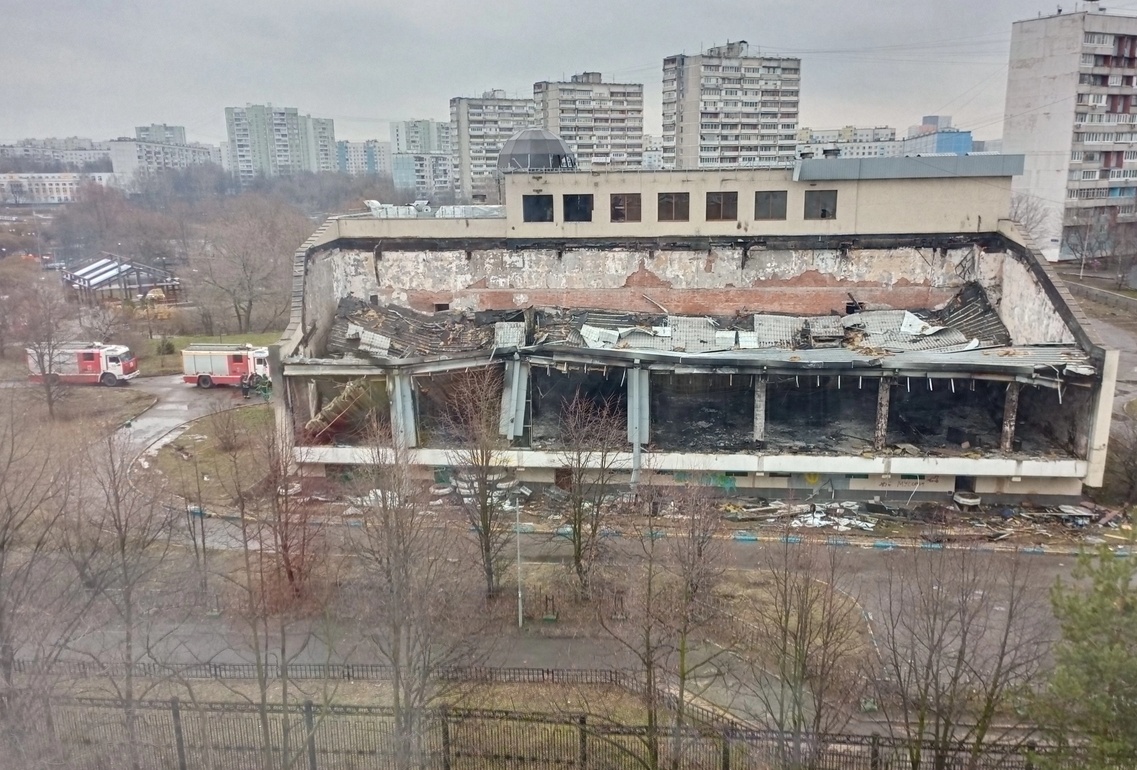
[145,404,273,508]
[12,382,156,432]
[138,332,283,376]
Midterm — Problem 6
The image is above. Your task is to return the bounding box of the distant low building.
[0,172,119,204]
[134,124,187,145]
[0,137,111,166]
[109,139,217,182]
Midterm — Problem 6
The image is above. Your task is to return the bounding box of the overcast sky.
[5,0,1137,147]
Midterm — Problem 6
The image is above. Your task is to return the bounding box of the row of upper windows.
[520,190,838,224]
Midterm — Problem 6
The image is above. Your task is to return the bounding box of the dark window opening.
[755,190,788,220]
[900,474,926,481]
[769,472,792,478]
[658,192,690,221]
[369,294,379,306]
[954,475,976,493]
[845,473,869,479]
[434,303,450,312]
[563,194,594,222]
[523,194,554,222]
[82,352,95,361]
[610,193,642,222]
[231,354,243,363]
[805,189,838,220]
[706,191,738,221]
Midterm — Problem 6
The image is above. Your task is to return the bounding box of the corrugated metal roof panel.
[753,315,804,348]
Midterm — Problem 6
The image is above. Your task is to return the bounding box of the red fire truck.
[182,344,270,388]
[26,342,139,386]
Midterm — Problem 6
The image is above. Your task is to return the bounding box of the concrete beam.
[499,358,529,439]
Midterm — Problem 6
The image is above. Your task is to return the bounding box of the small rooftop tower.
[496,128,577,172]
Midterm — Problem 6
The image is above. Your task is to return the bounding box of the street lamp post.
[515,494,523,629]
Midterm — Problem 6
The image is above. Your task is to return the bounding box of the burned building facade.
[274,156,1117,505]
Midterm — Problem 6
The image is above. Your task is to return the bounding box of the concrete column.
[388,372,417,449]
[627,367,650,486]
[874,377,892,451]
[498,359,529,439]
[753,375,767,441]
[1001,381,1021,454]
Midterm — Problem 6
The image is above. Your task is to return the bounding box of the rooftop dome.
[496,128,577,172]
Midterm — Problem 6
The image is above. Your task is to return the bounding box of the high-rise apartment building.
[391,120,451,155]
[224,104,336,183]
[135,124,187,145]
[336,140,392,176]
[662,41,801,169]
[1004,5,1137,242]
[392,153,452,199]
[533,73,644,169]
[450,90,537,201]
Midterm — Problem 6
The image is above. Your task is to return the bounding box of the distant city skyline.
[1,0,1104,146]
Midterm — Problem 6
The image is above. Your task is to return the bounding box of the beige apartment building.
[662,41,801,169]
[533,73,644,169]
[450,90,537,202]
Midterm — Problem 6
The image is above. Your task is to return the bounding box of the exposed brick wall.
[403,286,959,315]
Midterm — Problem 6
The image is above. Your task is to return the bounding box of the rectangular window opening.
[754,190,788,220]
[433,303,450,312]
[522,194,554,223]
[706,191,738,221]
[657,192,690,221]
[563,194,594,222]
[610,193,642,222]
[804,189,838,220]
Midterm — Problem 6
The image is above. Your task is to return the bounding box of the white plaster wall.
[997,256,1076,344]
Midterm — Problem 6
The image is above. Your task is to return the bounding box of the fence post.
[720,728,731,770]
[1025,741,1036,770]
[440,707,452,770]
[171,697,188,770]
[870,733,881,770]
[578,715,588,770]
[302,700,318,770]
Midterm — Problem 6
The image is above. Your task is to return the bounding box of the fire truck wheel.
[100,373,118,387]
[197,375,214,389]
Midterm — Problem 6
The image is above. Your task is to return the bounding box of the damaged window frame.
[706,191,739,221]
[610,193,642,223]
[563,194,594,223]
[754,190,788,220]
[658,192,690,222]
[522,194,554,223]
[804,189,838,220]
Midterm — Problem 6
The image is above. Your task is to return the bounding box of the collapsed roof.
[322,282,1092,382]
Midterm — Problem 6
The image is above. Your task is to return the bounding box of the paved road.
[122,374,243,456]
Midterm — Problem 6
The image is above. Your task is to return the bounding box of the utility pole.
[515,495,523,628]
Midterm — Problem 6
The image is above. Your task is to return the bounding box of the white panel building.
[533,73,644,169]
[450,91,537,202]
[662,41,801,169]
[1004,4,1137,241]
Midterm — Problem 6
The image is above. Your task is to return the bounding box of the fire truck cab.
[27,342,139,386]
[182,344,270,389]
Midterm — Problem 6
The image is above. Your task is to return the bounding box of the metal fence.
[10,696,1088,770]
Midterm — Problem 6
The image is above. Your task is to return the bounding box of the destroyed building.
[273,155,1118,505]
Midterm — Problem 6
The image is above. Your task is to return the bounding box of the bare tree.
[1009,193,1058,245]
[443,366,512,597]
[193,195,311,334]
[555,392,627,597]
[58,431,180,770]
[872,548,1051,770]
[213,411,334,770]
[664,484,729,770]
[739,540,868,767]
[349,421,491,769]
[21,281,78,420]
